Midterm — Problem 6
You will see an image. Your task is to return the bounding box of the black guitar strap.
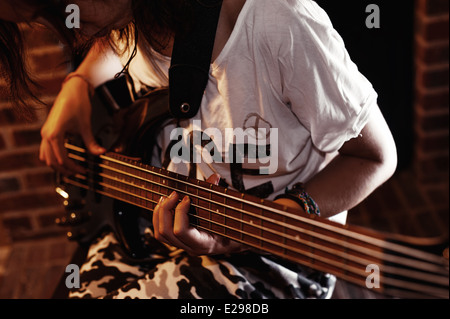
[169,0,223,119]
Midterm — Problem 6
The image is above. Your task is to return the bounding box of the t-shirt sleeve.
[265,0,378,153]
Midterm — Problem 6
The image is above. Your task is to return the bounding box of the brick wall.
[414,0,449,183]
[0,24,69,244]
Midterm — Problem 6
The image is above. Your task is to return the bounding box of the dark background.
[316,0,415,170]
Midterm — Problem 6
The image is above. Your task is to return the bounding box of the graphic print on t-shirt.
[161,115,276,199]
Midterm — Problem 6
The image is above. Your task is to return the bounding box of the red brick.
[0,177,20,193]
[390,209,422,236]
[396,172,429,209]
[416,64,449,89]
[28,48,68,75]
[12,128,41,147]
[24,170,55,189]
[0,151,43,173]
[416,39,449,65]
[418,0,450,16]
[363,193,396,233]
[0,191,61,213]
[347,205,366,226]
[415,210,444,237]
[416,110,449,132]
[21,25,60,49]
[416,133,449,153]
[37,210,65,229]
[426,186,450,208]
[436,208,449,229]
[372,182,403,211]
[25,244,48,264]
[414,14,448,181]
[416,153,449,176]
[419,16,450,42]
[37,76,65,97]
[0,85,8,102]
[415,88,449,111]
[0,107,38,126]
[0,134,5,150]
[48,240,75,260]
[1,76,64,102]
[2,216,32,233]
[362,192,384,218]
[0,220,10,245]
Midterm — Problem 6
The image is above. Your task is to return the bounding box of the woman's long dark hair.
[0,20,39,120]
[0,0,73,120]
[132,0,192,49]
[0,0,193,120]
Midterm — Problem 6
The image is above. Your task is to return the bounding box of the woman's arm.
[39,41,123,174]
[296,105,397,218]
[75,42,124,87]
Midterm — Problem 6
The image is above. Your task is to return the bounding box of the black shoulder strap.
[169,0,223,119]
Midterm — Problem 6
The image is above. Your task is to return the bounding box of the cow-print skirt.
[68,231,336,299]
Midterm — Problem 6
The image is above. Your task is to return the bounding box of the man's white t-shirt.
[120,0,378,224]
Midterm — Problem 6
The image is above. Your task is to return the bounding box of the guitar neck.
[63,143,449,298]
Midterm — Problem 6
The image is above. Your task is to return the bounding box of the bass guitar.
[55,78,449,299]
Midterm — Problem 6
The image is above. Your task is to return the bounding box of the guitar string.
[67,148,450,278]
[62,165,450,286]
[74,164,448,277]
[65,144,447,265]
[66,172,390,273]
[193,220,449,298]
[66,143,448,263]
[68,143,450,265]
[62,175,449,298]
[66,150,448,274]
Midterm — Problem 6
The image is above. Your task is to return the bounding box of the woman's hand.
[39,76,105,175]
[152,174,246,256]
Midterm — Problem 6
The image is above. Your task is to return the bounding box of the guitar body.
[112,88,175,259]
[57,79,173,258]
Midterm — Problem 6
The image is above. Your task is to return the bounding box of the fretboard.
[64,143,449,298]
